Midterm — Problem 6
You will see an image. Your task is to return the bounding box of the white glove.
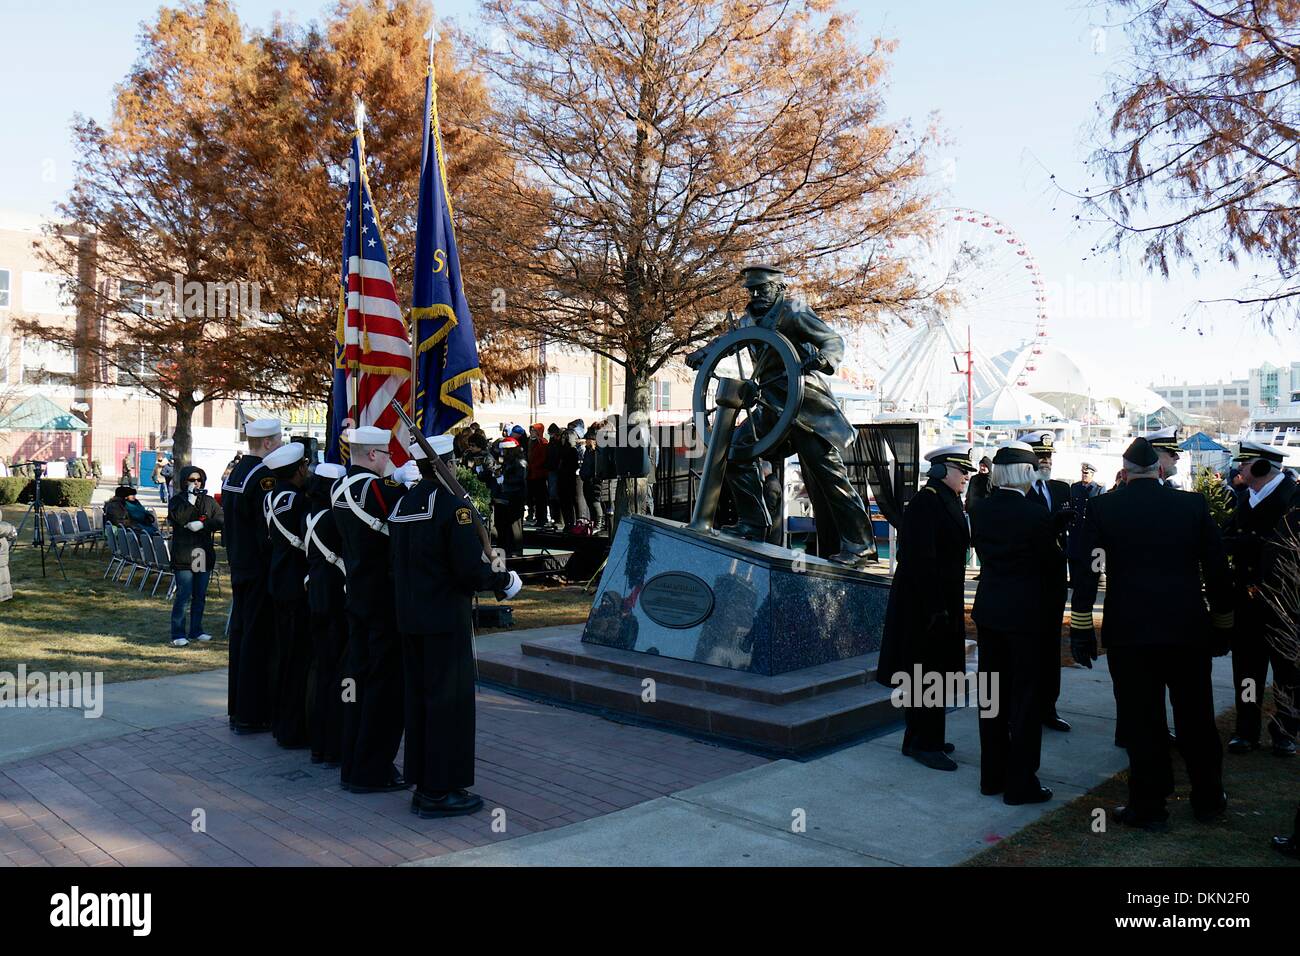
[186,520,204,532]
[502,570,522,600]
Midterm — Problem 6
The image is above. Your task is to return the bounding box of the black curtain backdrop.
[849,422,920,529]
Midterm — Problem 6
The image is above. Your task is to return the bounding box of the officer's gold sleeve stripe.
[1070,611,1094,628]
[1211,611,1234,628]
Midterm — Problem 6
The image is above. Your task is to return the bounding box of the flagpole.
[350,97,367,428]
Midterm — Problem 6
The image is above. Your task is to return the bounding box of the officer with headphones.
[877,445,978,771]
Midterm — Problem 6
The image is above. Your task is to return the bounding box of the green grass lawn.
[967,701,1298,867]
[1,504,594,684]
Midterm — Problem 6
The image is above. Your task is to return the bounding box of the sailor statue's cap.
[245,418,282,438]
[263,442,305,471]
[1239,440,1286,465]
[740,263,785,288]
[347,425,391,446]
[1122,437,1158,468]
[925,445,976,472]
[992,441,1039,466]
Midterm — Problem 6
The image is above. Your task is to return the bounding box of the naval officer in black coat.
[1025,430,1072,733]
[877,445,976,771]
[389,436,522,818]
[1070,437,1235,828]
[1224,440,1300,757]
[970,441,1065,805]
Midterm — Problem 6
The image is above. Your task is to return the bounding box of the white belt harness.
[263,491,305,552]
[330,473,389,536]
[303,509,345,572]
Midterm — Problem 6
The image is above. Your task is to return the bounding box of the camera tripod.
[12,460,66,580]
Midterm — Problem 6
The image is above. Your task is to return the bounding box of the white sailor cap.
[347,425,391,446]
[263,442,305,471]
[245,418,282,438]
[1239,440,1286,464]
[925,445,976,472]
[408,434,455,460]
[314,462,346,480]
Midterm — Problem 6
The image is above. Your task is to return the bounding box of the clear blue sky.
[0,0,1289,385]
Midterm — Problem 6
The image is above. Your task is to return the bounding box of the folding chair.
[137,533,160,592]
[75,510,100,553]
[122,530,147,588]
[151,537,176,598]
[42,513,71,579]
[102,523,122,579]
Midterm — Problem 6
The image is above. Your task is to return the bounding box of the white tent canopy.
[955,385,1064,425]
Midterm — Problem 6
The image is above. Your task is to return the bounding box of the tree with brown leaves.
[472,0,938,515]
[1084,0,1300,330]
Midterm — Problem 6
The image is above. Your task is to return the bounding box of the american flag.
[339,128,411,465]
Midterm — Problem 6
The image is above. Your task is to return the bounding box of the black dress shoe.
[348,770,408,794]
[1111,805,1169,831]
[1114,736,1127,749]
[1272,739,1296,758]
[230,721,270,736]
[1272,835,1300,859]
[1193,793,1228,823]
[412,789,484,818]
[1004,787,1053,806]
[901,741,955,756]
[1227,736,1260,754]
[910,750,958,772]
[980,785,1005,797]
[310,752,325,764]
[1043,716,1071,732]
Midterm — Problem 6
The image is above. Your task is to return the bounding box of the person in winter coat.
[167,465,223,647]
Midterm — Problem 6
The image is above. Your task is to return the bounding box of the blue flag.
[411,39,480,436]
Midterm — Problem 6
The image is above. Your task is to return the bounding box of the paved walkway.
[0,623,1231,868]
[0,627,765,867]
[410,655,1237,867]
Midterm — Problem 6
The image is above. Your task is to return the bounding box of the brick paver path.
[0,689,767,866]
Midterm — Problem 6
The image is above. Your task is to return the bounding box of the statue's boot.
[828,542,876,568]
[718,522,768,542]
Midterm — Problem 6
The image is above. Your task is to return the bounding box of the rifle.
[388,399,495,562]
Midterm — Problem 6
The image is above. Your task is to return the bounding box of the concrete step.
[478,645,901,756]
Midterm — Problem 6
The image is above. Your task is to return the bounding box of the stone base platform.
[477,632,913,756]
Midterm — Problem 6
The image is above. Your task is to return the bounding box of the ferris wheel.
[866,208,1050,414]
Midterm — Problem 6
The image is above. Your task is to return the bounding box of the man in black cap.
[1025,430,1072,732]
[964,456,993,512]
[970,440,1064,805]
[390,435,522,817]
[1066,461,1105,618]
[1070,437,1235,828]
[878,445,977,772]
[1223,441,1299,757]
[686,263,874,566]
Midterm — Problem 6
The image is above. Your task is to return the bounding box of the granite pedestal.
[476,516,906,754]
